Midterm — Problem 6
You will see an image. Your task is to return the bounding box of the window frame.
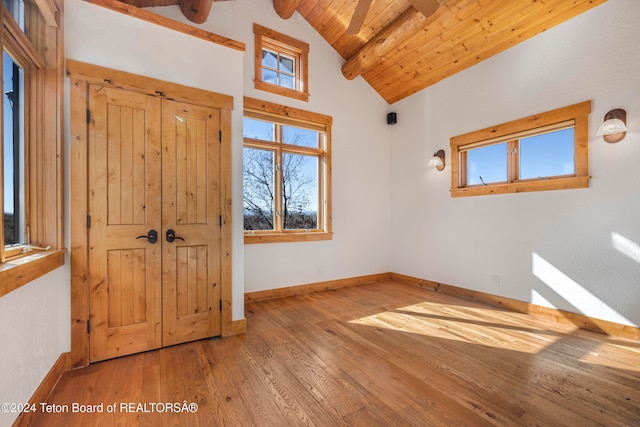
[254,23,309,102]
[243,97,331,244]
[450,101,591,197]
[0,0,64,297]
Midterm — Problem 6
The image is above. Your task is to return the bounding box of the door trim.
[69,60,241,368]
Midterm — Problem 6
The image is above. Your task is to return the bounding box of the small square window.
[254,24,309,102]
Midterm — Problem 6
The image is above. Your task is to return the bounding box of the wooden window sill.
[451,175,590,198]
[0,249,66,298]
[255,81,309,102]
[245,232,332,244]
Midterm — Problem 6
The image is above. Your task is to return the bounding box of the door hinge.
[87,320,91,334]
[86,215,91,229]
[219,216,222,227]
[86,109,90,123]
[219,130,222,142]
[219,300,222,311]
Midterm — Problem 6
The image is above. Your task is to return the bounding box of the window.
[450,101,591,197]
[254,24,309,102]
[0,0,64,296]
[3,51,24,248]
[243,97,331,243]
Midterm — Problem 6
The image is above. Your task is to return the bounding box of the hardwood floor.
[27,281,640,426]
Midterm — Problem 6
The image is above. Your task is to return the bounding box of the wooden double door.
[88,85,222,362]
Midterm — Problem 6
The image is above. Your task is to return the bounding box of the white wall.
[151,0,393,292]
[390,0,640,327]
[0,264,70,427]
[65,0,246,319]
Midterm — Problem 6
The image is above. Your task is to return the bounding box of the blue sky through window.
[3,51,15,213]
[468,142,507,185]
[520,128,574,179]
[466,127,575,186]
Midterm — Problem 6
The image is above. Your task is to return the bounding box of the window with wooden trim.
[0,0,64,297]
[254,24,309,102]
[243,97,331,243]
[450,101,591,197]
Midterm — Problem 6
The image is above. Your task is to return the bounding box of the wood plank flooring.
[27,280,640,426]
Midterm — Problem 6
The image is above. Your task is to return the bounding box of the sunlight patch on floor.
[349,303,558,354]
[578,342,640,373]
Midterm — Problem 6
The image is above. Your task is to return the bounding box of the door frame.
[68,60,244,368]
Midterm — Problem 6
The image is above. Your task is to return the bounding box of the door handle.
[166,229,185,243]
[136,229,158,244]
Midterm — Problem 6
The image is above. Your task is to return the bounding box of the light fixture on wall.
[596,108,628,143]
[428,149,445,171]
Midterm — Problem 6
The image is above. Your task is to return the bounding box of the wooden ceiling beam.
[342,6,434,81]
[273,0,300,19]
[179,0,213,24]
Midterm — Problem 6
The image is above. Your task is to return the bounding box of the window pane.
[243,148,275,230]
[4,52,25,246]
[280,55,294,74]
[3,0,25,31]
[243,117,274,141]
[467,142,507,185]
[282,153,318,230]
[262,69,277,85]
[283,126,319,148]
[262,49,277,69]
[520,128,574,179]
[279,74,294,89]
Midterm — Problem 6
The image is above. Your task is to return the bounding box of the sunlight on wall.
[611,232,640,264]
[531,253,635,327]
[531,290,556,309]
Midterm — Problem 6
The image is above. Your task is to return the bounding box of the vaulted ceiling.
[120,0,608,104]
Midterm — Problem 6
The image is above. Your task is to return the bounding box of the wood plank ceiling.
[121,0,608,104]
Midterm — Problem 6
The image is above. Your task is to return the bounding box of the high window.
[243,97,331,243]
[450,101,591,197]
[0,0,64,296]
[254,24,309,102]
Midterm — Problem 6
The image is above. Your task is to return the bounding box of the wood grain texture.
[393,272,640,341]
[68,61,239,367]
[0,250,65,297]
[88,85,163,362]
[28,281,640,426]
[87,0,245,51]
[161,99,222,346]
[179,0,213,24]
[291,0,607,103]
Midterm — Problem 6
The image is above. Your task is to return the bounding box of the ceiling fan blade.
[408,0,440,18]
[346,0,373,35]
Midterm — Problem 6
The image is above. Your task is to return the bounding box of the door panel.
[88,85,163,362]
[162,99,221,346]
[88,87,222,360]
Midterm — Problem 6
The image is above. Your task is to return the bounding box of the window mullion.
[508,139,519,183]
[274,125,284,231]
[459,150,468,187]
[274,149,283,232]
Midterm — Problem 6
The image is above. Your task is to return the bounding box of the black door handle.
[136,229,158,244]
[166,229,185,243]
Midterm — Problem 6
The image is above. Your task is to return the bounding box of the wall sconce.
[428,149,446,171]
[596,108,628,143]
